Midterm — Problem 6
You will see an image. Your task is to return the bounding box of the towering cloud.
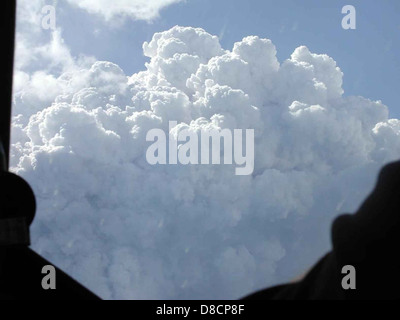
[11,26,400,299]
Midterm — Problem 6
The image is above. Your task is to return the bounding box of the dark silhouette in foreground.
[2,0,399,301]
[0,0,98,300]
[244,160,400,300]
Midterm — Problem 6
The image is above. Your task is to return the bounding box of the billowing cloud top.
[11,26,400,299]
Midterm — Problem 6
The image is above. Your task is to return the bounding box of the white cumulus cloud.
[67,0,185,22]
[11,26,400,299]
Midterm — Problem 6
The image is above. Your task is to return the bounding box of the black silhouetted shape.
[0,0,99,301]
[2,0,400,301]
[0,170,100,300]
[244,160,400,300]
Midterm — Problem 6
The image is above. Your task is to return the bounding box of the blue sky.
[57,0,400,118]
[11,0,400,299]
